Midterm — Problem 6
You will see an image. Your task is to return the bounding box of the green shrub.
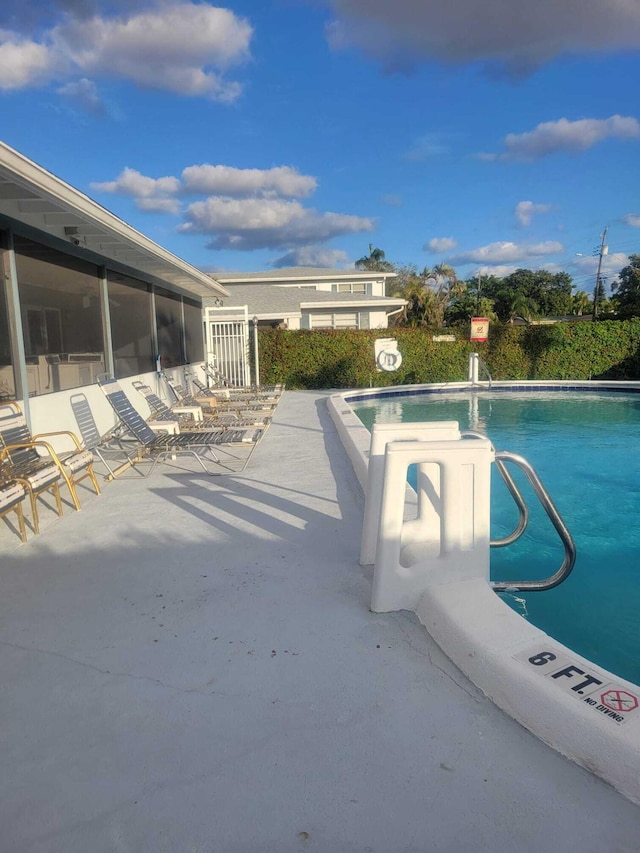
[257,321,640,389]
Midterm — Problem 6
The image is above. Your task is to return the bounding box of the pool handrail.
[462,431,576,592]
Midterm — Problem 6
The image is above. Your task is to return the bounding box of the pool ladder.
[462,430,577,592]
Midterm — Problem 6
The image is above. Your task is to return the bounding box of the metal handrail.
[462,430,529,547]
[476,355,492,386]
[461,431,576,591]
[491,450,576,592]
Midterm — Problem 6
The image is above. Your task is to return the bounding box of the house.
[0,140,226,436]
[206,267,405,330]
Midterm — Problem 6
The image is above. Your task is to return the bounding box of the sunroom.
[0,141,227,438]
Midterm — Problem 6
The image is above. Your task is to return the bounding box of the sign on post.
[470,317,489,342]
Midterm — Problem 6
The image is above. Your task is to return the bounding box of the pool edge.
[327,381,640,806]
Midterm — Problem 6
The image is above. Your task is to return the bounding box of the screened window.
[0,243,16,400]
[184,297,204,363]
[155,287,184,368]
[309,311,368,329]
[108,273,154,378]
[14,236,104,396]
[332,282,368,293]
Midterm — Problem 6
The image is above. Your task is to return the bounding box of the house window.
[309,312,367,329]
[332,282,369,294]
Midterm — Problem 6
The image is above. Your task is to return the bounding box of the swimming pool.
[350,387,640,687]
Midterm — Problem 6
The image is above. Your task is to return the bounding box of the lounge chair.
[98,377,264,475]
[190,376,279,408]
[70,393,140,480]
[132,381,272,430]
[0,465,28,543]
[201,362,284,397]
[165,375,277,418]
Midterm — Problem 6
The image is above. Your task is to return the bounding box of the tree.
[391,263,462,327]
[572,291,591,316]
[501,269,573,316]
[611,254,640,318]
[355,244,394,272]
[493,289,539,324]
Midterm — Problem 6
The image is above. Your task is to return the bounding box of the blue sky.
[1,0,640,295]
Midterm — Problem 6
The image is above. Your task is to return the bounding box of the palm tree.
[355,244,394,272]
[572,291,591,316]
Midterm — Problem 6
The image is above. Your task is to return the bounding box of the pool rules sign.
[470,317,489,342]
[515,646,640,725]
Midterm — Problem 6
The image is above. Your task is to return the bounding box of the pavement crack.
[0,639,210,696]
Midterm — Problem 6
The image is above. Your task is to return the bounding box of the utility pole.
[592,226,608,320]
[477,271,482,313]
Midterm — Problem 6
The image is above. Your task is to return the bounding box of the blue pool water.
[352,389,640,686]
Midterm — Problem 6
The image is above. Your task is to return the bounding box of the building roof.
[0,141,227,300]
[211,266,397,284]
[203,284,405,320]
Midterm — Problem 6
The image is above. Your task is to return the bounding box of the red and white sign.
[601,689,639,714]
[470,317,489,342]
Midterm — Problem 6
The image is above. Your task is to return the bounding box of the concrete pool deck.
[2,390,640,852]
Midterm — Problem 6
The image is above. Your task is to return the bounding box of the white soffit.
[0,141,227,299]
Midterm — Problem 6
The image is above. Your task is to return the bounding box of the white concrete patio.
[2,390,640,853]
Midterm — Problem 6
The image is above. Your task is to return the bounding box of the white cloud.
[621,214,640,228]
[179,197,374,250]
[424,237,457,253]
[57,77,105,115]
[480,116,640,162]
[181,164,316,198]
[93,161,372,250]
[474,265,519,278]
[450,240,563,265]
[325,0,640,74]
[0,3,252,100]
[0,31,64,88]
[136,197,182,214]
[515,200,552,226]
[92,167,180,197]
[270,247,350,268]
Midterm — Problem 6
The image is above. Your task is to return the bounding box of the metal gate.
[204,306,251,387]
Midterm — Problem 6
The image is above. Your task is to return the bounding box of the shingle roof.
[202,284,405,318]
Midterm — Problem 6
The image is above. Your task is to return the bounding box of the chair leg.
[14,502,27,543]
[27,487,40,535]
[59,469,82,511]
[86,463,101,497]
[51,482,64,518]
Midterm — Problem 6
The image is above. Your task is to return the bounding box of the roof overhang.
[300,298,406,310]
[0,141,228,300]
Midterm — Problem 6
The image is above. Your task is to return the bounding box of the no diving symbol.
[601,689,639,714]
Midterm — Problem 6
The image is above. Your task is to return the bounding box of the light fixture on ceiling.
[64,226,82,247]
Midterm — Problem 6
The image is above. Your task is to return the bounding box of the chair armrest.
[31,430,83,450]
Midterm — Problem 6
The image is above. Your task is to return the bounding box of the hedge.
[256,320,640,389]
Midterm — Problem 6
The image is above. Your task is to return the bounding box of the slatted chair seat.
[0,475,28,543]
[0,403,101,530]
